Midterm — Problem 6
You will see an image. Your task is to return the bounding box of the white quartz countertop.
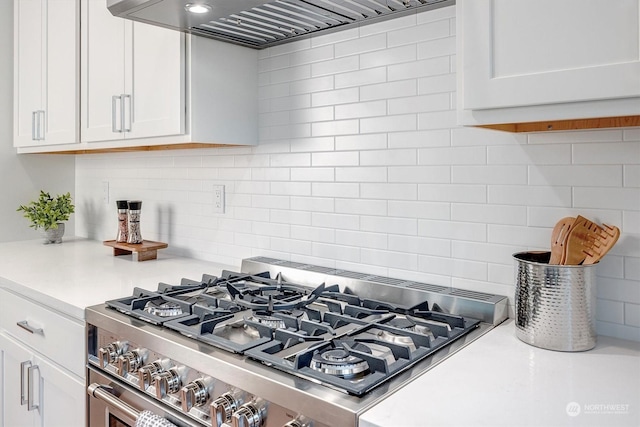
[0,237,235,320]
[360,319,640,427]
[1,238,638,427]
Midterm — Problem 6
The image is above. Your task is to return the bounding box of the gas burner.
[144,300,183,317]
[226,277,326,312]
[246,312,286,330]
[386,317,434,339]
[374,329,417,351]
[309,343,371,380]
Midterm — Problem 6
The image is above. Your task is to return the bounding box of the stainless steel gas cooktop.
[86,256,508,427]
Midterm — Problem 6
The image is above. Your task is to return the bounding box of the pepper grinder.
[116,200,129,243]
[127,200,143,244]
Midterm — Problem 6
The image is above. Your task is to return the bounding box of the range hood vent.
[107,0,455,49]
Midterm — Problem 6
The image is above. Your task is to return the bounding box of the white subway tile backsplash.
[361,183,417,200]
[388,234,450,256]
[418,219,486,242]
[336,230,388,250]
[336,167,387,182]
[360,45,416,69]
[289,75,334,95]
[418,147,486,165]
[312,151,359,166]
[335,198,388,216]
[361,80,416,101]
[312,120,359,136]
[360,115,417,134]
[76,7,640,341]
[361,149,417,166]
[488,144,571,165]
[529,165,622,187]
[417,36,456,59]
[574,187,640,211]
[419,184,486,203]
[389,129,451,149]
[488,185,571,207]
[335,34,386,58]
[387,57,450,81]
[311,56,359,77]
[361,216,417,235]
[290,196,335,213]
[572,142,640,165]
[417,73,456,95]
[388,93,450,115]
[290,167,334,182]
[336,133,387,151]
[335,67,386,89]
[312,182,360,198]
[388,166,450,183]
[387,200,450,220]
[451,203,527,225]
[626,303,640,327]
[335,100,387,120]
[452,165,527,185]
[624,165,640,187]
[291,225,335,243]
[312,88,359,107]
[290,137,335,153]
[388,19,449,47]
[311,212,360,230]
[361,248,418,270]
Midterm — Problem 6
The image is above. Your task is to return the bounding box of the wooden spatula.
[549,216,575,264]
[562,215,620,265]
[582,223,620,265]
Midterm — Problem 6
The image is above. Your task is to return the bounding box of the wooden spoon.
[562,216,595,265]
[549,217,575,265]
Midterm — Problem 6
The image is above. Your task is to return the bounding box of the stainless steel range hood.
[107,0,454,49]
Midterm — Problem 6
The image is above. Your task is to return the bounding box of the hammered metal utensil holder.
[513,251,596,352]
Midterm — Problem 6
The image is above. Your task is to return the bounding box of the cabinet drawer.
[0,288,84,377]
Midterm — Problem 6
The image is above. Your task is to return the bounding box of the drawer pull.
[17,320,44,335]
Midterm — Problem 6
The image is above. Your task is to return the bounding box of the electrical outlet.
[213,185,225,214]
[102,181,109,205]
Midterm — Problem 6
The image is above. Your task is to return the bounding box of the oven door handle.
[87,383,140,421]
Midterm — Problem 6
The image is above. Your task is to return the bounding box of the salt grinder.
[116,200,129,243]
[127,200,143,244]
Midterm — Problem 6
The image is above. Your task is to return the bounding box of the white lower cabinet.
[0,289,85,427]
[0,333,84,427]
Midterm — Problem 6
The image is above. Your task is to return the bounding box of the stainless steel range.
[86,256,508,427]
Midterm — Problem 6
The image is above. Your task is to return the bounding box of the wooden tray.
[103,240,168,262]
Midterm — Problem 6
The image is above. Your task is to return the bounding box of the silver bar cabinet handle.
[17,320,44,335]
[88,383,140,420]
[20,360,30,405]
[38,110,45,140]
[27,364,39,411]
[122,94,132,132]
[31,111,37,140]
[112,95,122,132]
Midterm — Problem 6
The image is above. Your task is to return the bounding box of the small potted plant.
[17,191,75,244]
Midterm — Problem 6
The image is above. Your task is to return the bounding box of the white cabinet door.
[459,0,640,110]
[82,0,184,143]
[14,0,78,147]
[126,22,184,139]
[0,333,38,427]
[81,0,127,142]
[0,333,84,427]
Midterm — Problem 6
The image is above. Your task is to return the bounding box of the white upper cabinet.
[15,0,257,153]
[457,0,640,129]
[81,0,183,143]
[14,0,79,147]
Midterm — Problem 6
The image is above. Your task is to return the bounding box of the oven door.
[87,367,194,427]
